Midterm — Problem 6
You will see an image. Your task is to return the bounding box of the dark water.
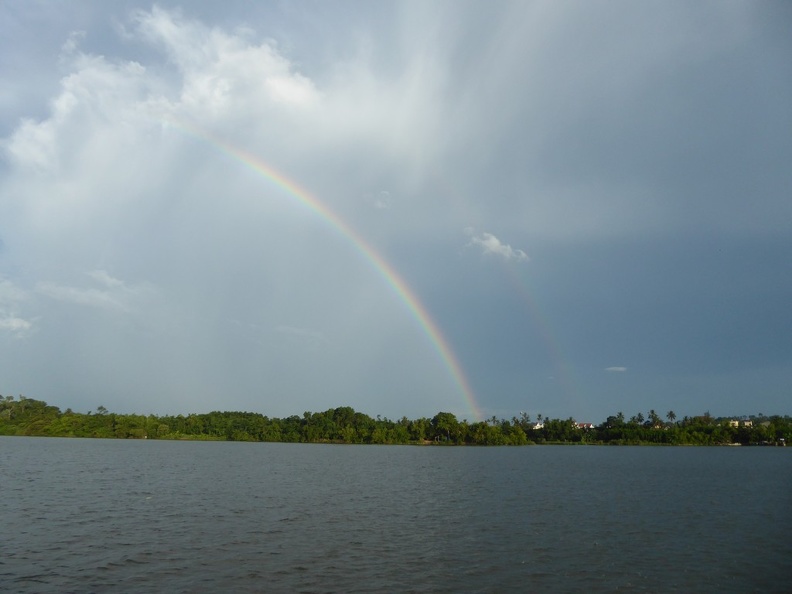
[1,438,790,593]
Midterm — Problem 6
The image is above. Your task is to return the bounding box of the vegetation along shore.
[1,395,789,446]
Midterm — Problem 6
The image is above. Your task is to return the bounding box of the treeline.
[1,395,790,446]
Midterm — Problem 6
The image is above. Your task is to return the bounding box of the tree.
[409,417,430,441]
[648,409,662,428]
[666,410,676,425]
[431,412,459,442]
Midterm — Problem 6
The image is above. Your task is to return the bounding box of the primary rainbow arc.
[178,124,482,421]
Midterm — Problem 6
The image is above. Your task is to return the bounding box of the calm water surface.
[1,437,790,592]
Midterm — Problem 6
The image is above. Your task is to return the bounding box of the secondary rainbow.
[175,124,482,421]
[504,265,581,409]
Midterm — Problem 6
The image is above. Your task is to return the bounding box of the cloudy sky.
[1,1,790,422]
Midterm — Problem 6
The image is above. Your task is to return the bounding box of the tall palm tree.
[666,410,677,425]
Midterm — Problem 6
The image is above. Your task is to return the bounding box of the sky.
[1,1,790,422]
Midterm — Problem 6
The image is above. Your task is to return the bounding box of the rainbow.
[172,123,482,421]
[504,265,580,410]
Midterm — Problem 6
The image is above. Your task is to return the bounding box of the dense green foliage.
[1,395,790,446]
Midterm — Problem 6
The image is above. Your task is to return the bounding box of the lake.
[1,437,790,592]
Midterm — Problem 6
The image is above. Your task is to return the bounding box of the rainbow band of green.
[175,124,482,421]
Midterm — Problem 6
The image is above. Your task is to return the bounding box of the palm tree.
[648,409,661,428]
[666,410,677,425]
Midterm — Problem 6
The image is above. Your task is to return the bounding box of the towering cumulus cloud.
[0,6,479,419]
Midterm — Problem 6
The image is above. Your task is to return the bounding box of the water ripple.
[1,439,790,592]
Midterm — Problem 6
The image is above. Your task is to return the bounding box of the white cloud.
[60,31,86,57]
[0,279,33,337]
[605,367,627,372]
[0,316,32,334]
[3,53,155,177]
[133,6,320,121]
[466,229,528,262]
[0,279,27,304]
[36,271,153,313]
[86,270,125,289]
[37,282,127,311]
[374,190,391,209]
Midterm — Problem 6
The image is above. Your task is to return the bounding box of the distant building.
[728,419,752,428]
[575,422,595,430]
